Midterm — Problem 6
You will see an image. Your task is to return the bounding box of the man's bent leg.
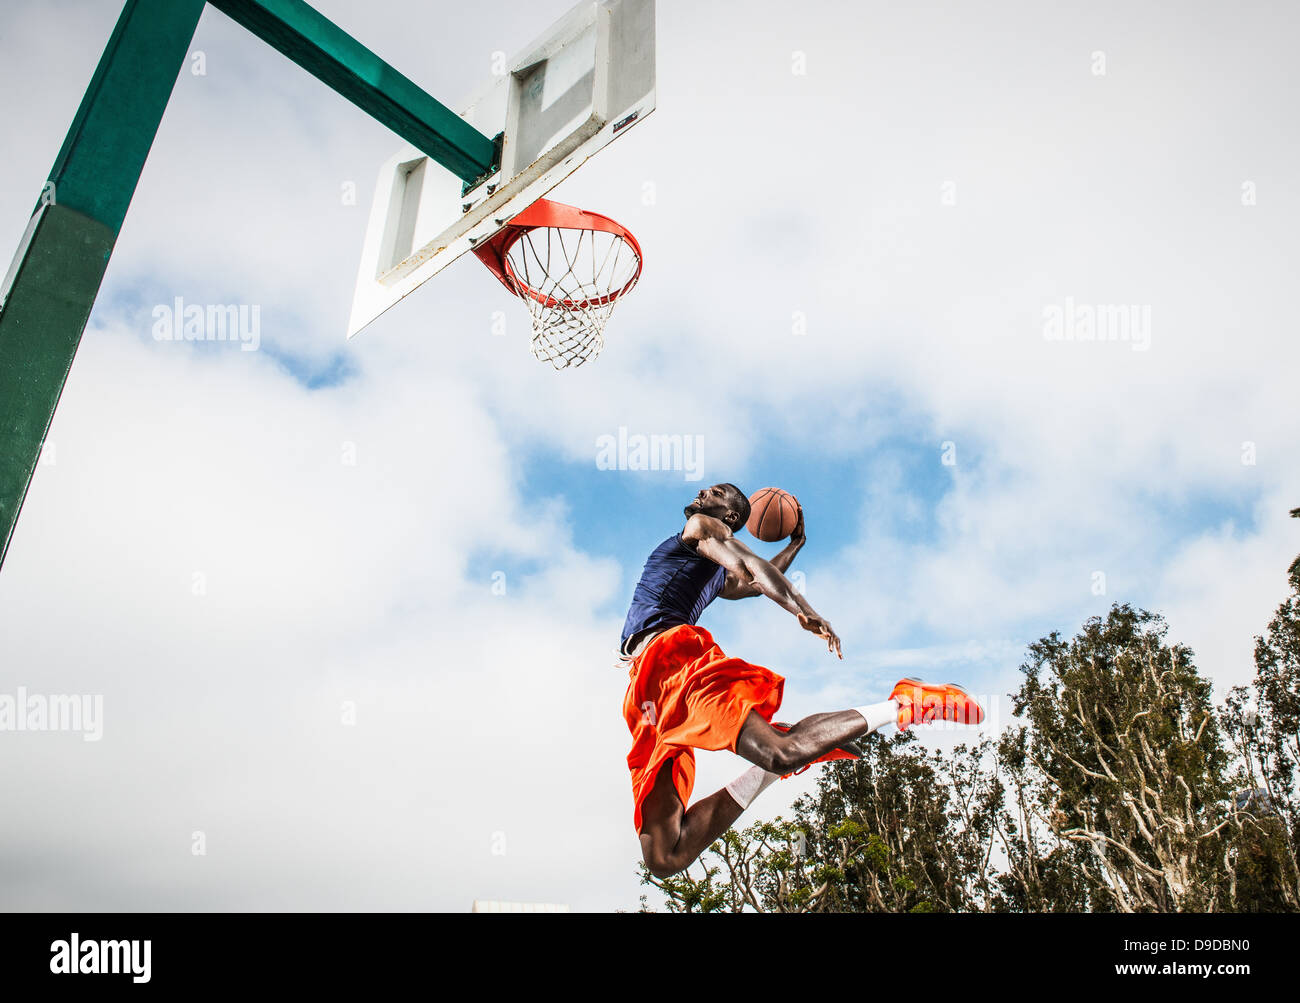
[736,705,893,776]
[638,759,746,879]
[639,701,900,878]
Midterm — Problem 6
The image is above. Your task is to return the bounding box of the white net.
[504,224,642,370]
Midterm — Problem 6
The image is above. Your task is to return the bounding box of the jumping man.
[620,483,984,878]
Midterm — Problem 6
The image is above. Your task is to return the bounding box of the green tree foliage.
[994,724,1091,911]
[1220,506,1300,909]
[1011,605,1232,911]
[640,734,1002,912]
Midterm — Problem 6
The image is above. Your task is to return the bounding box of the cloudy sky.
[1,0,1297,912]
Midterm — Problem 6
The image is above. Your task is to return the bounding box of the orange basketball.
[746,487,799,542]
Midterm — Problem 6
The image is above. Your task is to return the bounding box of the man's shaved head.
[684,483,750,532]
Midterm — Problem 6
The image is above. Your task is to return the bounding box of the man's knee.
[746,735,803,776]
[643,851,682,880]
[770,745,805,775]
[738,714,805,775]
[640,837,683,879]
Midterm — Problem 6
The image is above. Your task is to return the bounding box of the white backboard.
[348,0,655,338]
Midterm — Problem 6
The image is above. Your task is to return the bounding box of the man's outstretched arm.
[684,513,841,658]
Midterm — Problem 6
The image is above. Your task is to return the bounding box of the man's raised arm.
[768,503,805,575]
[719,504,804,600]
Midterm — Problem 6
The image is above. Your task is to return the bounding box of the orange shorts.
[622,623,855,832]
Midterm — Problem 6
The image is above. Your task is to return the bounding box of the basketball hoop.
[472,199,643,369]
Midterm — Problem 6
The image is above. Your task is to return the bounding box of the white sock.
[852,699,900,734]
[725,765,781,809]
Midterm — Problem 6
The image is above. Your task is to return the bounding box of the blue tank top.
[620,533,726,653]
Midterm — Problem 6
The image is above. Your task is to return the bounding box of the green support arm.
[207,0,498,185]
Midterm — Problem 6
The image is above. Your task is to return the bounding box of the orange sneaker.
[889,678,984,729]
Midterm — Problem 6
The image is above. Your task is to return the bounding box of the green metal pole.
[0,0,206,571]
[207,0,498,185]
